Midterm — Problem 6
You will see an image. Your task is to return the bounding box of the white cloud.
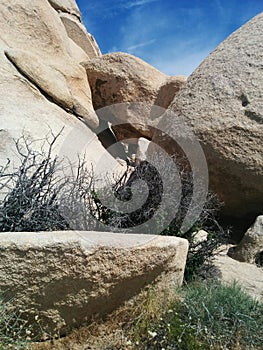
[108,7,213,76]
[126,39,156,53]
[111,39,156,54]
[123,0,160,9]
[81,0,233,77]
[84,0,160,16]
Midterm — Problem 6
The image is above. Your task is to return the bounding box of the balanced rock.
[0,231,188,339]
[166,13,263,230]
[82,53,186,141]
[82,52,167,109]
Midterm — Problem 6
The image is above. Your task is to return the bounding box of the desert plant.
[182,281,263,349]
[0,295,33,349]
[99,159,228,281]
[161,189,226,281]
[29,280,262,350]
[0,133,228,281]
[0,134,99,232]
[0,133,68,232]
[131,281,263,350]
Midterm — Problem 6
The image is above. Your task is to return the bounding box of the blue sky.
[76,0,263,76]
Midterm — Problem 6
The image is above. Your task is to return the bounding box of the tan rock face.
[0,231,188,339]
[48,0,81,19]
[136,138,151,162]
[0,0,98,129]
[5,49,74,112]
[166,13,263,227]
[214,246,263,301]
[0,0,122,175]
[229,215,263,264]
[67,37,89,63]
[0,50,118,176]
[82,52,186,141]
[82,52,167,109]
[155,75,186,109]
[60,13,101,59]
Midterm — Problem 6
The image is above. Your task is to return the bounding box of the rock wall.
[0,0,116,175]
[165,13,263,231]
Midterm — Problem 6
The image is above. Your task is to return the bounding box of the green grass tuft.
[0,296,32,350]
[131,281,263,350]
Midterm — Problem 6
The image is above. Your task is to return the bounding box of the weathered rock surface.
[0,231,188,339]
[214,246,263,301]
[82,52,167,110]
[60,13,101,59]
[5,49,74,112]
[82,53,185,141]
[166,13,263,230]
[48,0,81,19]
[0,0,98,128]
[229,215,263,264]
[0,59,118,177]
[0,0,122,176]
[155,75,186,109]
[67,37,90,63]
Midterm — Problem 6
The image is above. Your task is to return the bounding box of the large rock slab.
[167,13,263,230]
[0,0,98,128]
[0,48,118,176]
[0,0,121,176]
[60,13,101,59]
[0,231,188,339]
[82,52,167,110]
[82,53,185,141]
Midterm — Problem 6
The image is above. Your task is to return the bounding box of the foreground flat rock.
[168,13,263,229]
[0,231,188,339]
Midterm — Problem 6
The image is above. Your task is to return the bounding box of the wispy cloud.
[108,4,216,76]
[83,0,160,17]
[110,39,157,54]
[123,0,160,9]
[126,39,156,52]
[78,0,263,77]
